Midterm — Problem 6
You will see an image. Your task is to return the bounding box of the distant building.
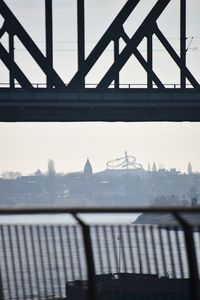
[84,159,93,176]
[169,168,180,175]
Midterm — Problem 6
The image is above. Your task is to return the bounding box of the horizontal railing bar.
[0,206,199,214]
[0,82,194,88]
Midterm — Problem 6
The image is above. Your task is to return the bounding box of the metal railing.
[0,83,194,89]
[0,207,199,300]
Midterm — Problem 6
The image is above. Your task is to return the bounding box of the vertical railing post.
[180,0,186,89]
[147,33,153,89]
[9,33,14,88]
[73,214,96,300]
[77,0,85,88]
[0,270,4,300]
[174,212,199,300]
[45,0,53,88]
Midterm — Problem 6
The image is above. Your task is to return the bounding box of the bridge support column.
[77,0,85,88]
[9,33,14,88]
[114,38,120,88]
[180,0,186,88]
[45,0,53,88]
[147,34,153,89]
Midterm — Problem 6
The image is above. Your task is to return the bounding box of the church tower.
[84,159,93,176]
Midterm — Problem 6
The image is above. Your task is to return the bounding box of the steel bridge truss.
[0,0,200,122]
[0,0,198,90]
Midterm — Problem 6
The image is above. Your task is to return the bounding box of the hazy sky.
[0,0,200,174]
[0,122,200,175]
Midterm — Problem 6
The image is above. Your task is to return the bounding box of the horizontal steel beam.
[0,88,200,122]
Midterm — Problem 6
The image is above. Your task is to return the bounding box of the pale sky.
[0,122,200,175]
[0,0,200,175]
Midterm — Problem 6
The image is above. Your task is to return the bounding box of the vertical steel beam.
[180,0,186,88]
[45,0,53,88]
[147,34,153,88]
[114,38,120,88]
[9,33,14,88]
[77,0,85,88]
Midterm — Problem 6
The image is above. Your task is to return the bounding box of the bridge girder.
[0,89,200,122]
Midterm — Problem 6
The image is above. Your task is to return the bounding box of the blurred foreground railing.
[0,207,199,300]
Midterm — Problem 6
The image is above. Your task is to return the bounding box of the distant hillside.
[134,211,200,226]
[0,168,200,207]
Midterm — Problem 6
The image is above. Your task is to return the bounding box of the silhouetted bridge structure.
[0,0,200,121]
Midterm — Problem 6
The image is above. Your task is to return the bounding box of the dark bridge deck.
[0,88,200,122]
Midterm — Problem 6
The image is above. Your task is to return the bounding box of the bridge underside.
[0,89,200,122]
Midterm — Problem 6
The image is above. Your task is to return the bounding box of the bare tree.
[152,162,157,172]
[187,162,193,175]
[34,169,43,176]
[48,159,56,176]
[1,171,21,179]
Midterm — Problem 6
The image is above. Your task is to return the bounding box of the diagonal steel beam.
[0,43,32,88]
[0,21,6,38]
[155,27,199,88]
[68,0,140,87]
[97,0,171,88]
[0,1,65,88]
[121,30,164,88]
[133,48,164,88]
